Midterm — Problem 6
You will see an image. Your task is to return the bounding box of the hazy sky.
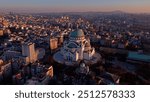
[0,0,150,13]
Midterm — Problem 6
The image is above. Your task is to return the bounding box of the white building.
[61,29,95,61]
[53,29,101,66]
[22,42,36,63]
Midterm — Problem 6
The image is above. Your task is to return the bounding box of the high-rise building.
[22,42,36,63]
[57,33,64,45]
[50,37,58,50]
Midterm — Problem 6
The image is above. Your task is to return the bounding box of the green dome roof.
[70,29,85,38]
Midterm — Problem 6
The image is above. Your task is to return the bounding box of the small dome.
[80,62,86,68]
[70,29,85,38]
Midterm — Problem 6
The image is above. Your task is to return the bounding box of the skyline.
[0,0,150,13]
[0,1,150,85]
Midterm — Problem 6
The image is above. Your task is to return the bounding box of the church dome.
[70,29,85,38]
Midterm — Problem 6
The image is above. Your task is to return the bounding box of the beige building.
[21,42,45,64]
[22,42,36,63]
[50,37,58,50]
[57,33,64,45]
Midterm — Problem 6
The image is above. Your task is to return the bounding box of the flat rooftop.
[127,52,150,63]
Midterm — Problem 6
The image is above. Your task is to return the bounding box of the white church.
[53,29,101,66]
[60,29,95,61]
